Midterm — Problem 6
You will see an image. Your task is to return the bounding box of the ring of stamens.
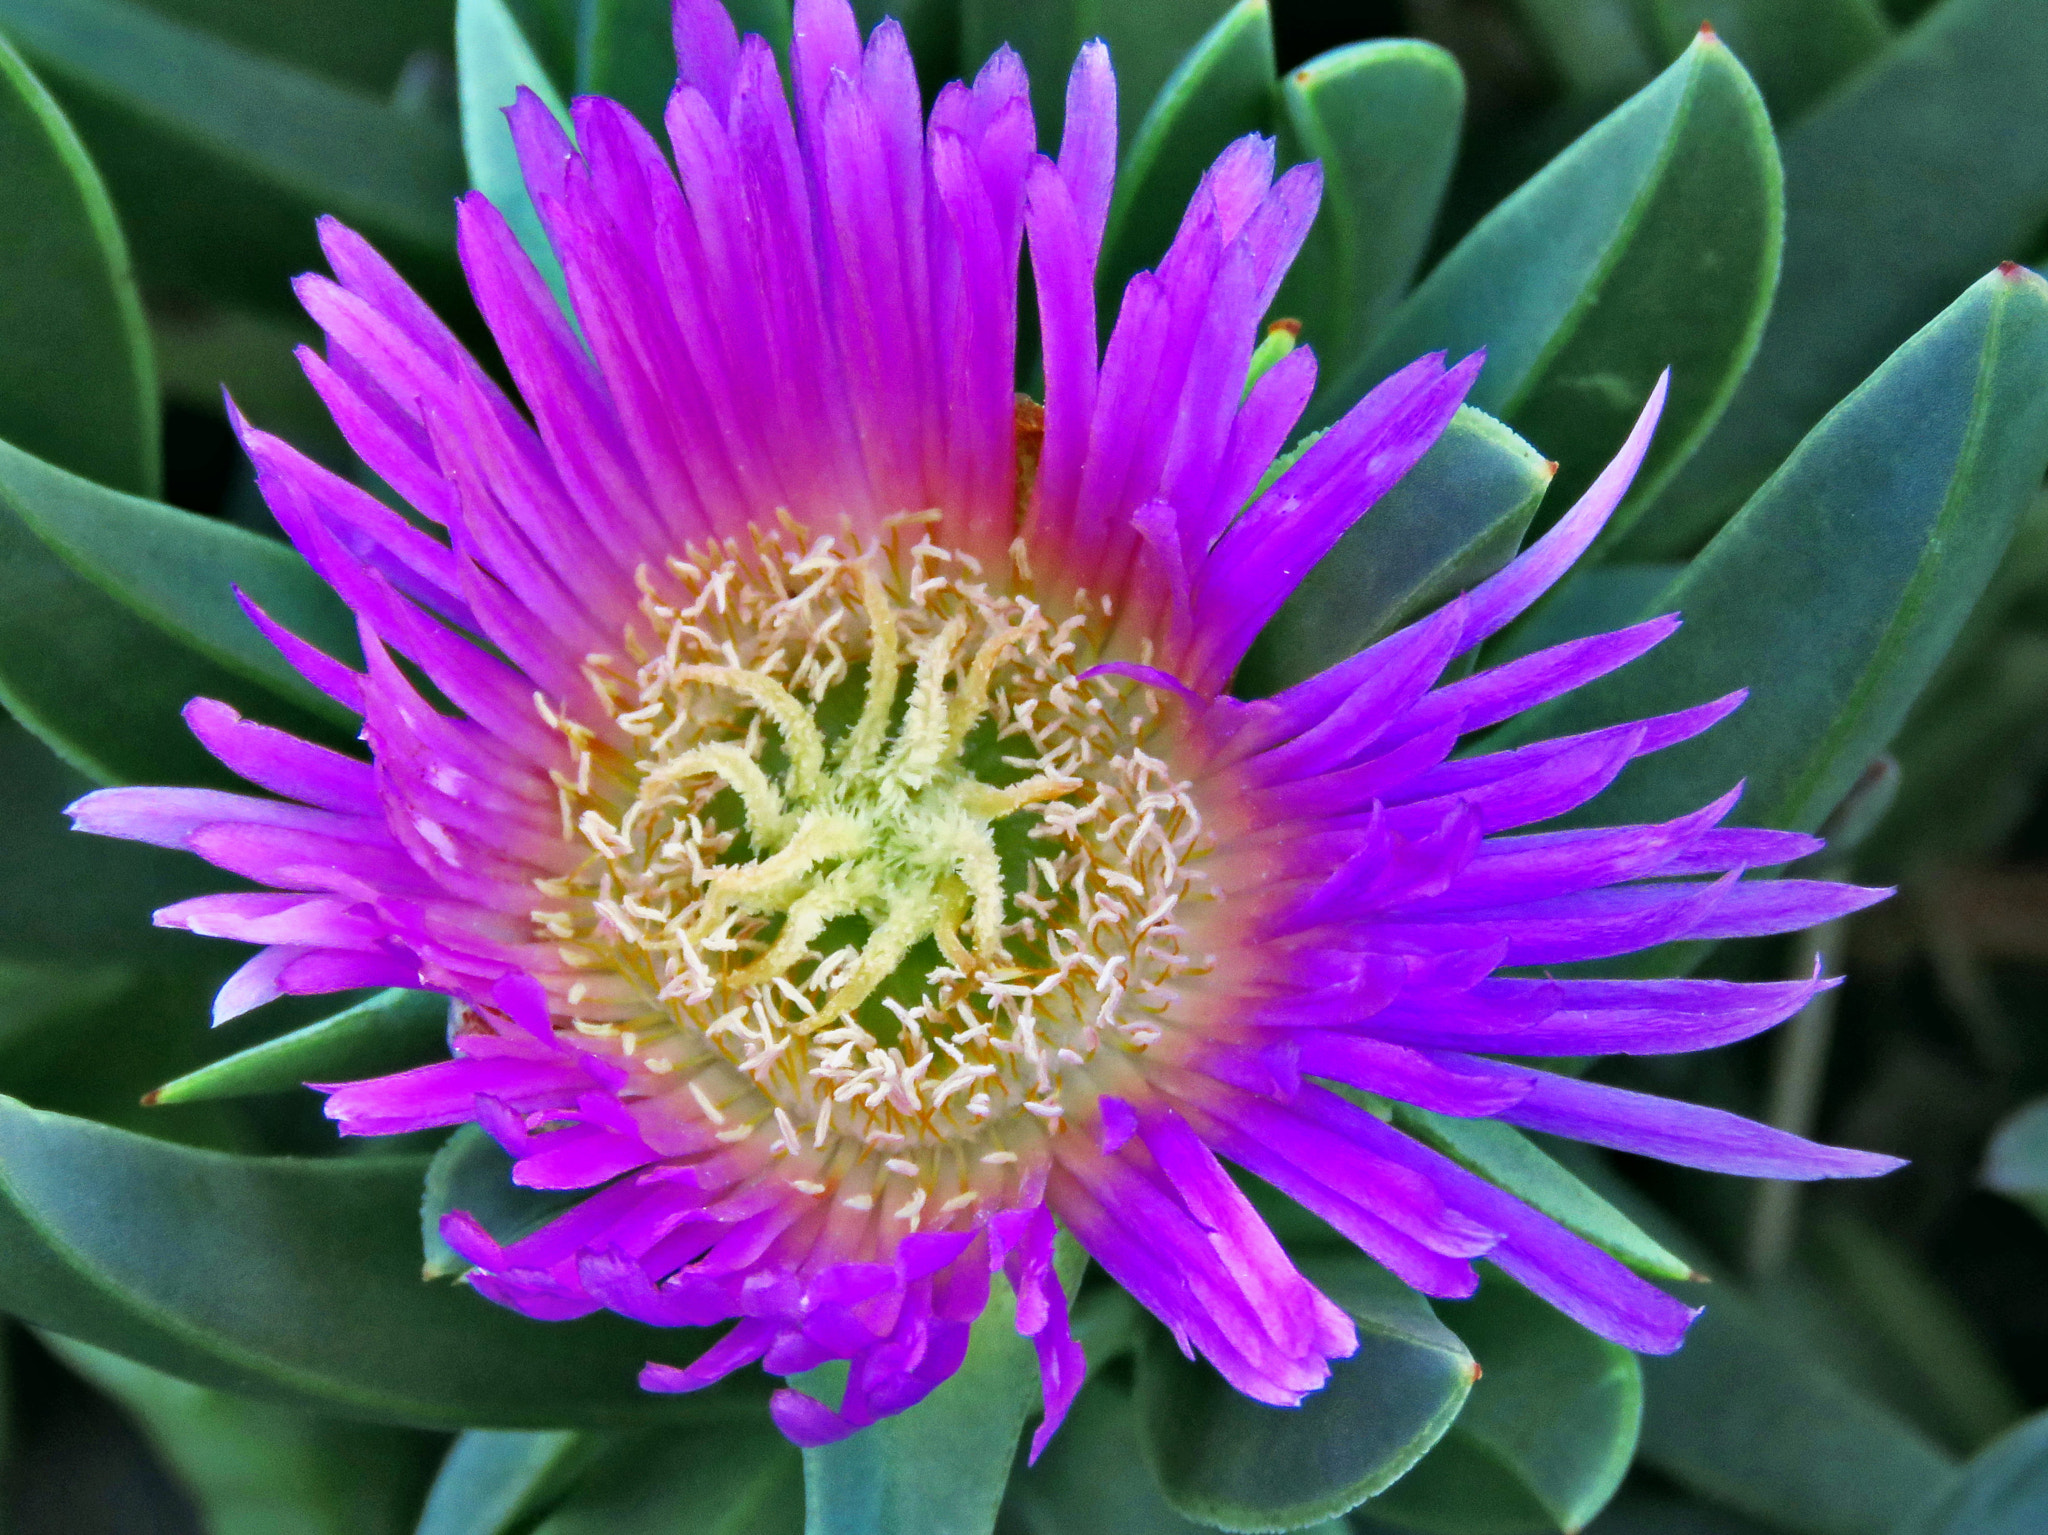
[532,518,1215,1192]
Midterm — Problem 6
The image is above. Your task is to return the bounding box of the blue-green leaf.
[421,1123,585,1279]
[1510,0,1658,99]
[533,1422,802,1534]
[1394,1107,1693,1282]
[0,431,359,725]
[0,30,156,497]
[1640,1280,1961,1535]
[1239,405,1551,696]
[797,1235,1087,1535]
[1633,0,1891,123]
[0,0,463,313]
[1137,1252,1476,1530]
[1322,32,1782,549]
[0,1095,765,1427]
[1001,1376,1224,1534]
[1514,265,2048,838]
[0,455,341,786]
[417,1429,601,1535]
[1982,1096,2048,1230]
[149,989,447,1107]
[1269,38,1463,373]
[457,0,573,304]
[1898,1410,2048,1535]
[1639,0,2048,553]
[40,1332,442,1535]
[1368,1274,1642,1534]
[958,0,1234,149]
[1096,0,1274,324]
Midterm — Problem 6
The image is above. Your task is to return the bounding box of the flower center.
[531,520,1216,1207]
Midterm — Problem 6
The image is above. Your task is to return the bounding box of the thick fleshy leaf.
[457,0,573,303]
[1096,0,1275,322]
[417,1430,606,1535]
[959,0,1233,147]
[0,472,334,787]
[1269,38,1463,374]
[0,431,359,725]
[1239,405,1551,696]
[1982,1097,2048,1229]
[1897,1410,2048,1535]
[1136,1252,1476,1531]
[0,1095,766,1427]
[40,1332,443,1535]
[575,0,671,130]
[797,1236,1088,1535]
[1639,0,2048,554]
[421,1123,586,1279]
[1320,32,1781,543]
[149,988,447,1106]
[0,0,462,315]
[128,0,458,96]
[0,31,155,497]
[1001,1376,1232,1534]
[1640,1280,1960,1534]
[1368,1274,1642,1534]
[1508,0,1658,99]
[531,1422,802,1534]
[1515,265,2048,838]
[1632,0,1891,123]
[0,718,225,964]
[1393,1107,1693,1283]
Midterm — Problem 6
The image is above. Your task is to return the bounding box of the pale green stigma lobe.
[533,521,1217,1210]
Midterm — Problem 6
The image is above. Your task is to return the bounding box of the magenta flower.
[70,0,1898,1455]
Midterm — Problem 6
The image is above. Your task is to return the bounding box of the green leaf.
[1393,1108,1694,1283]
[1002,1375,1224,1534]
[417,1429,602,1535]
[0,0,463,315]
[1510,265,2048,839]
[1321,32,1782,549]
[0,1095,767,1427]
[576,0,671,131]
[39,1331,443,1535]
[1136,1252,1476,1531]
[457,0,573,305]
[0,467,339,787]
[1237,405,1552,696]
[796,1234,1088,1535]
[1982,1096,2048,1229]
[1639,1280,1960,1535]
[1269,40,1463,371]
[532,1421,803,1534]
[1096,0,1275,325]
[959,0,1234,150]
[0,431,360,726]
[0,718,225,963]
[421,1123,585,1279]
[1897,1410,2048,1535]
[138,0,458,97]
[1631,0,1891,123]
[1639,0,2048,554]
[0,31,156,497]
[1509,0,1659,99]
[148,989,448,1107]
[1368,1274,1641,1535]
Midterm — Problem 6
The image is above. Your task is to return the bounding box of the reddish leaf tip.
[1697,19,1718,39]
[1268,317,1302,339]
[139,1089,162,1107]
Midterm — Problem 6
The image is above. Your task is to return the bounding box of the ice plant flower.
[71,0,1900,1453]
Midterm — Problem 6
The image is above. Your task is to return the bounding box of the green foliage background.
[4,0,2048,1531]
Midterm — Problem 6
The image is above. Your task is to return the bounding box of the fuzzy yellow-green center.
[530,520,1216,1213]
